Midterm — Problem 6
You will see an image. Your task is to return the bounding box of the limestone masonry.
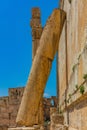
[0,0,87,130]
[58,0,87,130]
[0,87,57,130]
[0,87,24,130]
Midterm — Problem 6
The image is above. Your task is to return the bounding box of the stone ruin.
[15,8,66,129]
[1,7,65,130]
[0,7,61,130]
[0,87,57,130]
[2,0,87,129]
[0,87,24,130]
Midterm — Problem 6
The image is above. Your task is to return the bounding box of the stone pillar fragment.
[16,9,66,126]
[30,8,43,61]
[30,8,44,125]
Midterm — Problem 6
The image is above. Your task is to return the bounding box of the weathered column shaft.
[30,8,43,60]
[16,9,66,126]
[30,8,44,125]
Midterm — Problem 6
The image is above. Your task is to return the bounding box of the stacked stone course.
[58,0,87,129]
[0,87,57,130]
[0,87,24,130]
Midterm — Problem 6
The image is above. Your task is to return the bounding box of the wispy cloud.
[43,93,51,98]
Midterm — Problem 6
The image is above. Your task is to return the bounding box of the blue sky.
[0,0,60,97]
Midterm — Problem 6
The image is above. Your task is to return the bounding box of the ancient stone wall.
[0,87,56,129]
[0,87,24,130]
[0,97,9,128]
[58,0,87,129]
[8,88,24,127]
[43,97,57,121]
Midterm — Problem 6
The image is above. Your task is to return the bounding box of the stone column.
[30,8,43,61]
[30,8,44,125]
[16,9,66,126]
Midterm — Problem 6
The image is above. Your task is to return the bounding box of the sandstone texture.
[0,87,24,130]
[50,108,64,130]
[58,0,87,130]
[30,8,44,125]
[0,87,57,130]
[1,0,87,129]
[16,9,66,126]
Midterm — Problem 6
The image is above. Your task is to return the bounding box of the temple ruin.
[16,8,66,127]
[0,88,57,130]
[0,0,87,130]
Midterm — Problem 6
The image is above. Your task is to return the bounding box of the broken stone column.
[30,8,43,61]
[30,8,44,125]
[16,9,66,126]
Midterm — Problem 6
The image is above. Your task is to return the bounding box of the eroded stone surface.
[58,0,87,130]
[16,9,66,126]
[0,87,24,129]
[30,8,44,125]
[0,87,57,130]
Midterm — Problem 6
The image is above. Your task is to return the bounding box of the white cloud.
[43,93,50,98]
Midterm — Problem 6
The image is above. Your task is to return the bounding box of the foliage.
[59,106,63,114]
[75,84,78,90]
[67,99,69,103]
[72,64,76,72]
[64,99,67,103]
[78,54,81,61]
[66,73,87,104]
[80,85,85,95]
[44,121,49,127]
[59,110,63,114]
[72,63,79,73]
[83,74,87,80]
[69,94,71,98]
